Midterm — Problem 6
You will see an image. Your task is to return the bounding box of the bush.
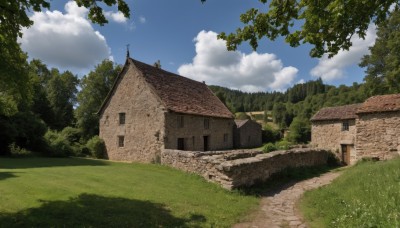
[44,130,73,157]
[86,136,106,159]
[276,140,292,150]
[263,143,277,153]
[8,143,34,157]
[262,124,281,143]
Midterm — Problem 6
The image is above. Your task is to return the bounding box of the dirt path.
[233,170,342,228]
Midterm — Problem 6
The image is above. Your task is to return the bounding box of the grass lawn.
[0,157,258,227]
[299,158,400,227]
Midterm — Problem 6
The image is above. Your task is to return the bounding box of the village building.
[98,57,235,162]
[311,94,400,165]
[233,119,262,149]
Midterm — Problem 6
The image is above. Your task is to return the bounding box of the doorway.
[203,136,209,151]
[177,138,185,150]
[341,144,351,165]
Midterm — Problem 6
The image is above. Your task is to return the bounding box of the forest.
[1,8,399,157]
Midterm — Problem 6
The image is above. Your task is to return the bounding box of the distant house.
[98,57,234,162]
[311,94,400,165]
[233,119,262,149]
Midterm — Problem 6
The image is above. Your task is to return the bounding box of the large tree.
[75,60,121,140]
[218,1,399,58]
[0,0,130,116]
[360,9,400,96]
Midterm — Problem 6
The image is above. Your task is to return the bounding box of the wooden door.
[341,144,351,165]
[203,136,209,151]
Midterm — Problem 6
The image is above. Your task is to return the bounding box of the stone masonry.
[161,148,332,189]
[356,111,400,160]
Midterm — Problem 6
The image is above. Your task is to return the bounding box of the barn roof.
[356,93,400,114]
[98,58,233,119]
[311,104,361,121]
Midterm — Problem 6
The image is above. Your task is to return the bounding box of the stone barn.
[98,57,234,162]
[311,94,400,165]
[310,104,360,165]
[233,119,262,149]
[355,94,400,161]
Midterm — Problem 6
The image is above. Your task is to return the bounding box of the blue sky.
[20,0,377,92]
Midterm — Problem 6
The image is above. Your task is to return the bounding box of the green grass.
[0,157,258,227]
[299,158,400,228]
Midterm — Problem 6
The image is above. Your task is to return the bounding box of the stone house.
[311,94,400,165]
[98,57,234,162]
[233,119,262,149]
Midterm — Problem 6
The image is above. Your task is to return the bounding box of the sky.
[19,0,377,92]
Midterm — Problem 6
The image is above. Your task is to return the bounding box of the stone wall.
[100,63,166,162]
[164,112,234,151]
[311,119,357,163]
[161,148,332,189]
[356,111,400,160]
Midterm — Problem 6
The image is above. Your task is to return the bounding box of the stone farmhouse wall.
[161,148,332,189]
[356,111,400,160]
[311,119,357,163]
[164,113,234,151]
[100,64,166,163]
[233,121,262,149]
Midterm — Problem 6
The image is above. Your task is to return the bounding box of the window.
[223,133,229,143]
[119,113,126,125]
[177,138,185,150]
[342,121,349,131]
[204,118,210,129]
[177,115,184,128]
[118,136,125,147]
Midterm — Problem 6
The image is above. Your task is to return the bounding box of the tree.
[360,9,400,96]
[75,60,121,140]
[46,69,79,130]
[0,0,130,116]
[287,117,311,144]
[218,1,399,58]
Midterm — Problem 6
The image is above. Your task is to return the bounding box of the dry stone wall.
[161,148,332,189]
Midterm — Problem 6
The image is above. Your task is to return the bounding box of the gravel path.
[233,170,342,228]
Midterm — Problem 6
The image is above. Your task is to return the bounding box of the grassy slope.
[299,158,400,228]
[0,157,258,227]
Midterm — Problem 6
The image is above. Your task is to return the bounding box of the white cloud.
[19,1,111,72]
[310,24,377,82]
[178,31,298,92]
[105,11,127,23]
[139,16,146,24]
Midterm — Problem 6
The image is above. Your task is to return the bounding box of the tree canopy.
[360,8,400,96]
[218,0,399,58]
[0,0,130,116]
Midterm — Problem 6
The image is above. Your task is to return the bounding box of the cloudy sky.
[20,0,377,92]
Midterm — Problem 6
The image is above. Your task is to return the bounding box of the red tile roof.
[98,58,233,119]
[311,104,361,121]
[356,94,400,114]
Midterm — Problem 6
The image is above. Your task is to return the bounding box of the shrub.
[276,140,292,150]
[44,130,73,157]
[8,143,34,157]
[262,124,281,143]
[86,136,106,159]
[262,143,277,153]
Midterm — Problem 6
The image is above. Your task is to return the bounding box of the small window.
[204,118,210,129]
[119,113,126,125]
[342,121,349,131]
[223,133,229,143]
[118,136,125,147]
[177,115,184,128]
